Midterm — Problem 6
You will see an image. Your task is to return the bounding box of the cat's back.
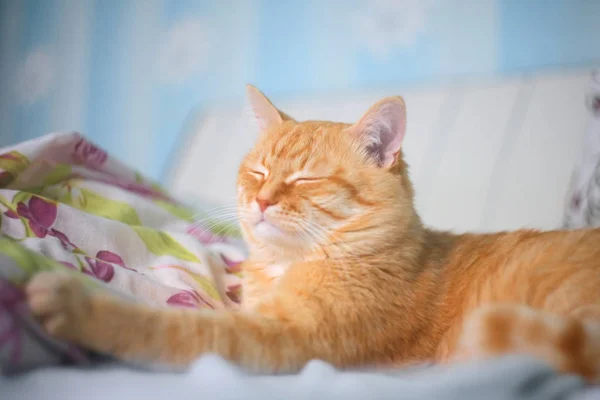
[442,227,600,312]
[431,227,600,360]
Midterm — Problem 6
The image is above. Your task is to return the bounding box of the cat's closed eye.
[248,165,268,180]
[248,170,265,179]
[292,177,325,185]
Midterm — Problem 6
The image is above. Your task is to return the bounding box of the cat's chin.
[252,221,310,251]
[253,220,285,239]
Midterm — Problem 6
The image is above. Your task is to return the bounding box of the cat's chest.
[264,263,290,279]
[244,260,291,283]
[241,261,290,310]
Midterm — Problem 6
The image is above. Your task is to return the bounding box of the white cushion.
[167,69,593,233]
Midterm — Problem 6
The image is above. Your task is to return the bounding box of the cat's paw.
[26,271,91,340]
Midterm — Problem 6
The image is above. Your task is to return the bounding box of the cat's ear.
[349,96,407,168]
[246,84,292,132]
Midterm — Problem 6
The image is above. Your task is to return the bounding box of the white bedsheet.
[2,355,598,400]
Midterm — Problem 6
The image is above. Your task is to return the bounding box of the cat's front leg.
[26,271,321,371]
[26,271,202,365]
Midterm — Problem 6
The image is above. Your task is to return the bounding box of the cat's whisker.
[292,219,328,256]
[212,219,245,238]
[297,224,332,260]
[202,219,244,234]
[193,210,241,223]
[205,203,239,211]
[195,202,240,212]
[219,224,245,240]
[192,213,240,225]
[296,218,358,259]
[191,209,250,224]
[295,219,359,271]
[192,214,246,234]
[294,219,361,300]
[189,202,239,216]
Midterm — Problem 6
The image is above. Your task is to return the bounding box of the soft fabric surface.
[0,132,246,373]
[2,355,598,400]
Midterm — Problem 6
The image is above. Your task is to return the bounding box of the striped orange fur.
[27,86,600,381]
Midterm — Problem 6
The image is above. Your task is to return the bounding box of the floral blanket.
[0,132,246,374]
[563,69,600,229]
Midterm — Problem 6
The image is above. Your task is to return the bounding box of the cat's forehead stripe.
[285,140,312,161]
[286,128,323,161]
[269,125,301,159]
[284,170,310,184]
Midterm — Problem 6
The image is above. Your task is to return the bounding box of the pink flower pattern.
[0,133,246,370]
[167,289,214,309]
[221,254,242,274]
[84,251,132,283]
[4,196,79,251]
[226,284,242,304]
[13,196,57,238]
[72,138,108,169]
[50,228,78,251]
[187,225,227,245]
[60,261,77,270]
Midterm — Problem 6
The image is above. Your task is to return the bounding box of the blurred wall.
[0,0,598,181]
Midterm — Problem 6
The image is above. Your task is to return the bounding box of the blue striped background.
[0,0,598,181]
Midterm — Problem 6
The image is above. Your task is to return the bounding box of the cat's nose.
[256,198,273,213]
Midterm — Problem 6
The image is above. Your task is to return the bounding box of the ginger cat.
[27,86,600,381]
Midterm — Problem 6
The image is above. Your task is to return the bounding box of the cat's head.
[237,85,416,257]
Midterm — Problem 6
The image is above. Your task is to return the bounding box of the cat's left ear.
[348,97,407,168]
[246,84,293,132]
